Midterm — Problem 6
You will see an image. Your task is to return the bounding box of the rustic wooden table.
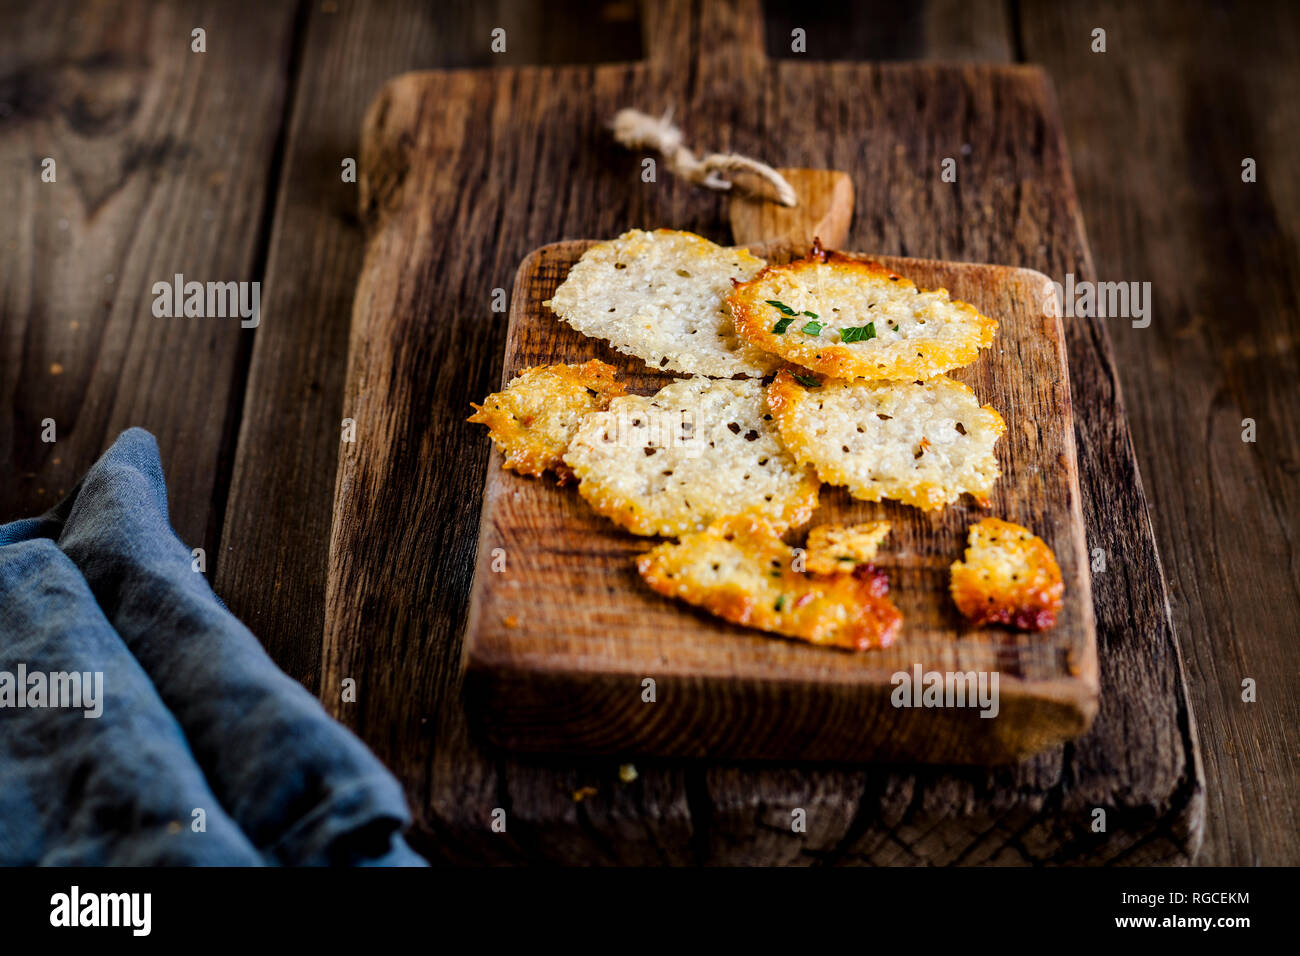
[2,0,1295,865]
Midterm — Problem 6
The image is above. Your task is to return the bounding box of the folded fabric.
[0,538,262,865]
[0,429,425,866]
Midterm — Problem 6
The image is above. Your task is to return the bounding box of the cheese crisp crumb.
[804,521,892,574]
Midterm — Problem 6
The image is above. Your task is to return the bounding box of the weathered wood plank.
[763,0,1014,63]
[0,0,297,556]
[215,1,434,688]
[1020,0,1300,866]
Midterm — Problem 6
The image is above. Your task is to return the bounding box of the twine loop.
[610,108,798,207]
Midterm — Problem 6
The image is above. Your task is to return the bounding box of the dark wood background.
[1,0,1295,865]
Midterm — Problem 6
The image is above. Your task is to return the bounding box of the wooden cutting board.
[465,231,1098,763]
[324,0,1203,863]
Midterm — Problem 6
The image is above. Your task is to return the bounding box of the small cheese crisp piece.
[950,518,1064,631]
[728,244,996,380]
[767,368,1005,511]
[546,229,778,377]
[804,521,892,575]
[563,377,819,536]
[637,514,902,651]
[468,360,627,483]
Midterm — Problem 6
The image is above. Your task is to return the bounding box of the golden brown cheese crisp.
[546,229,777,378]
[803,521,892,575]
[636,515,902,651]
[950,518,1064,631]
[728,244,996,380]
[563,377,819,537]
[767,368,1005,511]
[468,360,627,483]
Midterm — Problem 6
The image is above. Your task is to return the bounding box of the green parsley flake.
[793,373,821,388]
[774,595,786,612]
[801,310,819,319]
[765,299,797,316]
[839,323,877,343]
[800,320,824,335]
[772,316,794,334]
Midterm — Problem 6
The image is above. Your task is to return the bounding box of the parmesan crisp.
[547,229,778,378]
[729,244,996,380]
[564,377,819,536]
[767,368,1004,511]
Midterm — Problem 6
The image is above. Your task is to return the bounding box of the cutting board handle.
[641,0,767,77]
[637,3,853,261]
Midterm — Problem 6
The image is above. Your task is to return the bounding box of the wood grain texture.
[763,0,1015,63]
[0,0,296,555]
[1020,0,1300,866]
[465,240,1097,764]
[214,0,419,689]
[729,167,854,260]
[325,0,1202,863]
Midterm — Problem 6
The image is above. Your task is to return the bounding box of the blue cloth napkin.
[0,429,425,866]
